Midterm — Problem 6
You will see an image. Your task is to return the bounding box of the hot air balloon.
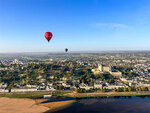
[65,48,68,52]
[44,32,53,42]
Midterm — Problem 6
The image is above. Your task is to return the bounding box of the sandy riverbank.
[0,97,76,113]
[0,97,49,113]
[40,100,76,113]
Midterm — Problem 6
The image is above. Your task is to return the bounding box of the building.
[0,89,9,93]
[106,85,125,90]
[98,64,103,71]
[103,66,111,72]
[92,68,101,75]
[110,72,122,77]
[92,64,110,74]
[94,80,103,89]
[92,64,122,77]
[92,64,111,74]
[98,64,110,72]
[11,59,23,64]
[11,88,37,93]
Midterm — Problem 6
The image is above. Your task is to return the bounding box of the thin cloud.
[92,23,128,29]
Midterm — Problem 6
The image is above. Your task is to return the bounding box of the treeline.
[74,86,150,93]
[114,86,150,92]
[75,88,100,93]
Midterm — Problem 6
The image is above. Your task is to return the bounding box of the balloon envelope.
[44,32,53,42]
[65,48,68,52]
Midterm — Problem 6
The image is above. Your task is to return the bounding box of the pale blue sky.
[0,0,150,52]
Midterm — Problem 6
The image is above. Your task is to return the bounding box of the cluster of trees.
[75,88,86,93]
[73,68,95,86]
[113,65,138,78]
[75,88,102,93]
[55,85,65,90]
[124,71,138,78]
[113,65,133,72]
[95,73,115,84]
[0,63,66,88]
[114,86,150,92]
[0,61,94,89]
[148,77,150,82]
[0,63,7,68]
[0,70,20,85]
[77,71,116,86]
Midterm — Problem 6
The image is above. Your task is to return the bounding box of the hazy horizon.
[0,50,150,54]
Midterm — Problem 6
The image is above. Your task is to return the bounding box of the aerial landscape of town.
[1,0,150,113]
[0,52,150,112]
[0,52,150,93]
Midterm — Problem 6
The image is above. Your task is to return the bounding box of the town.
[0,52,150,93]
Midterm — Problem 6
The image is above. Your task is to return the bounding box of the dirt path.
[68,91,138,97]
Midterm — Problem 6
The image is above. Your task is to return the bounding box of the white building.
[11,88,37,93]
[0,89,9,93]
[106,85,125,90]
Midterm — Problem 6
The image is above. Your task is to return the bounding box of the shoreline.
[0,97,76,113]
[0,97,75,113]
[41,100,76,113]
[0,91,150,98]
[63,91,150,98]
[0,92,150,113]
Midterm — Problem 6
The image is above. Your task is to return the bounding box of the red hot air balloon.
[44,32,53,42]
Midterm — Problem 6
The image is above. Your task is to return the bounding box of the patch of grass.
[52,91,72,97]
[0,92,51,99]
[0,91,72,99]
[62,92,150,98]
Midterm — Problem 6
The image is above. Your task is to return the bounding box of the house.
[0,89,9,93]
[106,85,125,90]
[94,80,103,89]
[110,72,122,77]
[0,83,7,88]
[79,84,93,90]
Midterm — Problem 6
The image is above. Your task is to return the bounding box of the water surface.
[50,96,150,113]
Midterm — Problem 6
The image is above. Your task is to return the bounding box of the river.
[50,96,150,113]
